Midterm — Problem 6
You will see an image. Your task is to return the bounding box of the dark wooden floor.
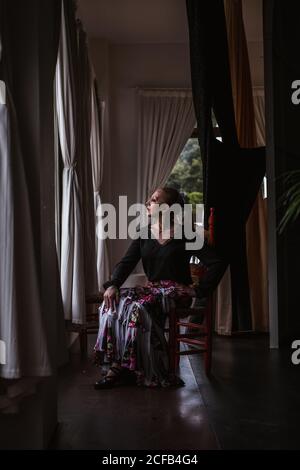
[51,333,300,450]
[189,334,300,449]
[50,336,219,450]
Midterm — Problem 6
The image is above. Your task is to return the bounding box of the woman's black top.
[103,224,227,299]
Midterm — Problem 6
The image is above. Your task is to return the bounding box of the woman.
[94,187,226,389]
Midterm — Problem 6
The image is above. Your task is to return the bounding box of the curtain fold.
[54,89,61,268]
[253,89,265,147]
[55,0,86,323]
[252,89,268,331]
[77,23,98,295]
[0,83,52,379]
[224,0,256,145]
[90,81,110,292]
[137,89,196,204]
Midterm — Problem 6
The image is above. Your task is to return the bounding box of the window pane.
[166,138,203,208]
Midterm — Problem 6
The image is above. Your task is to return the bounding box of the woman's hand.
[103,286,119,310]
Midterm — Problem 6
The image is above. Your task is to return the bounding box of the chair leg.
[79,328,87,358]
[168,308,177,374]
[204,297,212,376]
[175,322,180,369]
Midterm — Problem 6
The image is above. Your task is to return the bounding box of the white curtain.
[0,82,51,380]
[137,89,196,203]
[90,83,110,292]
[55,1,86,324]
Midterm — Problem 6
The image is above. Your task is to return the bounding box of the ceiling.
[77,0,263,44]
[77,0,189,44]
[77,0,264,86]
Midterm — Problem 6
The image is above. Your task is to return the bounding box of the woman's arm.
[103,237,141,290]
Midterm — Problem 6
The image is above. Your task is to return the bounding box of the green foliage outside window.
[166,138,203,213]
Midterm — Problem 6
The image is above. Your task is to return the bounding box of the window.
[166,137,203,209]
[166,116,221,210]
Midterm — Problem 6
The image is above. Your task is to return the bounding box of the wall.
[89,41,192,269]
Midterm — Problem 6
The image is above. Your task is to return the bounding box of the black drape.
[186,0,266,331]
[0,0,61,90]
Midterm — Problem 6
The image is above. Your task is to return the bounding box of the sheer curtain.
[137,89,196,204]
[55,0,86,323]
[90,81,110,292]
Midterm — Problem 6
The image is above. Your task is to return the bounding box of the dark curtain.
[0,0,61,96]
[0,2,10,84]
[63,0,79,137]
[186,0,266,330]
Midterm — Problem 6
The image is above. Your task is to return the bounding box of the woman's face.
[146,189,166,217]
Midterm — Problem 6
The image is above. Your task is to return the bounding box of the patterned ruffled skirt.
[94,280,193,387]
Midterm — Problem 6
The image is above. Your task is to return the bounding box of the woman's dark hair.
[157,186,186,227]
[160,186,185,208]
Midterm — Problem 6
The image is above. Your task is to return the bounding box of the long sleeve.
[191,241,228,299]
[103,237,141,290]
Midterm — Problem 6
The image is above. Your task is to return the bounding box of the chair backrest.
[86,294,103,323]
[208,207,215,247]
[190,207,215,284]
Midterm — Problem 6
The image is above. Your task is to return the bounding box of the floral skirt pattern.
[94,280,193,387]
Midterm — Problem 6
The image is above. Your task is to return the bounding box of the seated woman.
[94,187,226,389]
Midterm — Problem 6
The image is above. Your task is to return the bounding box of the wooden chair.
[67,293,103,358]
[168,207,215,376]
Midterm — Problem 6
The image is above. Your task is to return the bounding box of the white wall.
[89,41,192,271]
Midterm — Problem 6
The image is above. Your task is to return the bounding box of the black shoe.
[94,366,123,389]
[94,367,136,389]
